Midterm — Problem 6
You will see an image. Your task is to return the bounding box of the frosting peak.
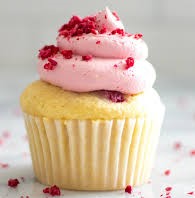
[38,7,156,95]
[95,7,124,32]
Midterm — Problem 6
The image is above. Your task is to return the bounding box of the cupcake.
[20,7,165,190]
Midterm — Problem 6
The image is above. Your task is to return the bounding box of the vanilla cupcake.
[20,7,165,190]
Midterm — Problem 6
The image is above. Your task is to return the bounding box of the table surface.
[0,93,195,198]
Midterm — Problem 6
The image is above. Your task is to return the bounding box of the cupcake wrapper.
[23,113,164,190]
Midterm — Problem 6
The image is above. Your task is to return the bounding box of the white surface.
[0,96,195,198]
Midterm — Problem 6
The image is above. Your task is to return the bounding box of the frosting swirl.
[38,7,156,95]
[57,34,148,60]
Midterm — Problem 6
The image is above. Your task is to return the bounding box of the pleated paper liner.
[23,113,164,190]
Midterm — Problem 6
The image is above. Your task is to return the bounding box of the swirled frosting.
[38,7,156,95]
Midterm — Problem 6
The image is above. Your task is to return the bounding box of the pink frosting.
[38,8,156,94]
[57,34,148,60]
[38,54,155,94]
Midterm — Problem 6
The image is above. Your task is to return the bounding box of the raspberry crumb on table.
[164,169,171,176]
[8,178,20,188]
[187,191,194,195]
[125,185,132,194]
[165,187,172,192]
[173,142,182,150]
[190,149,195,156]
[43,185,61,196]
[0,163,9,168]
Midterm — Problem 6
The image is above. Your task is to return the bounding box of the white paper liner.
[23,113,164,190]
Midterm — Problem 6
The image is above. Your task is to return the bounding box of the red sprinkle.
[0,163,9,168]
[165,187,172,191]
[134,33,143,39]
[2,131,10,138]
[111,28,125,36]
[190,149,195,156]
[48,58,57,66]
[59,15,82,32]
[61,50,73,59]
[44,63,55,70]
[103,90,125,103]
[173,142,182,150]
[58,15,97,37]
[59,30,70,37]
[8,178,20,188]
[125,185,132,194]
[96,40,101,44]
[164,169,171,176]
[187,191,194,195]
[82,55,92,61]
[166,196,171,198]
[100,27,107,34]
[43,185,61,196]
[112,11,120,21]
[38,45,59,60]
[43,187,50,193]
[90,29,97,34]
[125,57,134,69]
[113,64,118,68]
[105,14,107,19]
